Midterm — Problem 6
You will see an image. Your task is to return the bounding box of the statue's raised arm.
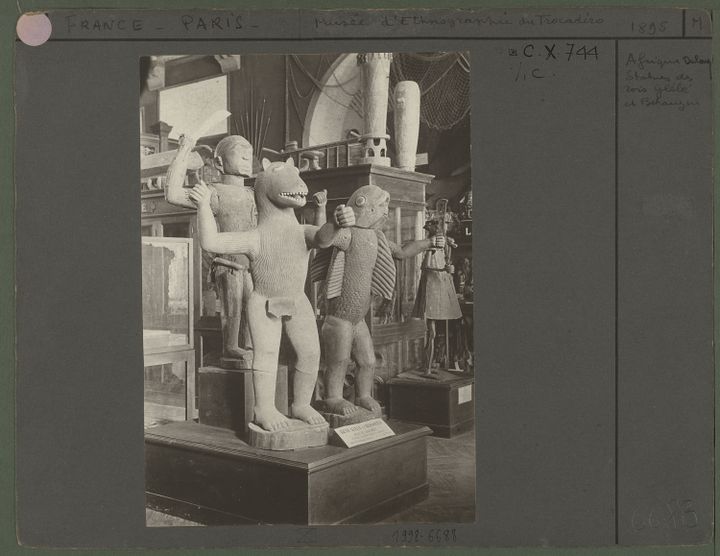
[389,235,439,260]
[189,181,260,259]
[312,189,328,226]
[166,109,232,210]
[306,204,355,249]
[165,134,199,210]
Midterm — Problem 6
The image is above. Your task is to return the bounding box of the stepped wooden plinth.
[145,420,431,525]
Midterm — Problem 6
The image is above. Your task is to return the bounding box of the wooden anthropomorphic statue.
[189,158,355,432]
[412,217,463,375]
[166,132,256,362]
[312,185,446,418]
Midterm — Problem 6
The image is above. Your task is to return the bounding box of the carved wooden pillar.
[393,81,421,172]
[147,56,166,91]
[357,52,393,166]
[214,55,242,73]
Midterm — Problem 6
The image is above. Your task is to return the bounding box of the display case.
[142,236,196,427]
[140,123,229,370]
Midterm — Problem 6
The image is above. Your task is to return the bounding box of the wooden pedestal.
[145,420,431,525]
[388,372,475,438]
[198,365,288,434]
[314,401,382,428]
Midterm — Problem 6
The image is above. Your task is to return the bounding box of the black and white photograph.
[12,6,715,551]
[139,51,475,526]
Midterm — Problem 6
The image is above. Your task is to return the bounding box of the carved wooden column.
[214,55,242,73]
[393,81,421,172]
[147,56,166,91]
[357,52,393,166]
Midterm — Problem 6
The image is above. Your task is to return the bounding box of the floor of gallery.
[145,428,476,526]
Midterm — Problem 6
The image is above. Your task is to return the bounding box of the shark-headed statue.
[190,157,354,448]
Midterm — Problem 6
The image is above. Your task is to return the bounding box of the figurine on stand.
[455,257,472,296]
[453,256,474,372]
[311,185,446,425]
[190,158,354,441]
[165,115,256,367]
[412,200,463,377]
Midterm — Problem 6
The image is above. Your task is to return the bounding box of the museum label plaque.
[332,419,395,448]
[458,384,472,405]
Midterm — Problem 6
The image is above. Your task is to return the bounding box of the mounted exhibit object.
[393,81,421,172]
[357,52,393,166]
[190,158,357,448]
[411,198,462,377]
[311,184,443,427]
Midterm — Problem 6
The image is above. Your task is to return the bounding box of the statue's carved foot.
[322,397,360,416]
[355,396,381,413]
[224,346,250,358]
[254,406,290,432]
[291,404,326,425]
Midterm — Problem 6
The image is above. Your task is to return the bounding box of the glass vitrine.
[142,236,196,427]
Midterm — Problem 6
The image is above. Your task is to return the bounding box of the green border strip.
[2,1,718,555]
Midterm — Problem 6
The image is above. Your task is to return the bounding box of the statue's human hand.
[188,180,212,207]
[446,264,455,275]
[335,204,355,228]
[312,189,328,207]
[431,234,446,249]
[447,237,458,248]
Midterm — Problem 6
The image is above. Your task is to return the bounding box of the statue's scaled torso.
[253,219,309,298]
[327,228,379,325]
[250,159,314,299]
[210,182,257,266]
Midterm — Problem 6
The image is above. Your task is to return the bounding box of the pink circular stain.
[16,13,52,46]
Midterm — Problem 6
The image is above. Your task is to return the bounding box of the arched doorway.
[302,53,364,147]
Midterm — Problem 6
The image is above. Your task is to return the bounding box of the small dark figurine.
[455,257,472,296]
[412,205,463,376]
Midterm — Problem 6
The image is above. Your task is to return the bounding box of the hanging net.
[391,52,470,131]
[287,52,471,139]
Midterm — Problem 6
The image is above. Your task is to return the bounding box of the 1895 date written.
[391,528,457,544]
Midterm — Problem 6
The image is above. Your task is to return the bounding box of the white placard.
[159,75,228,140]
[458,385,473,405]
[333,419,395,448]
